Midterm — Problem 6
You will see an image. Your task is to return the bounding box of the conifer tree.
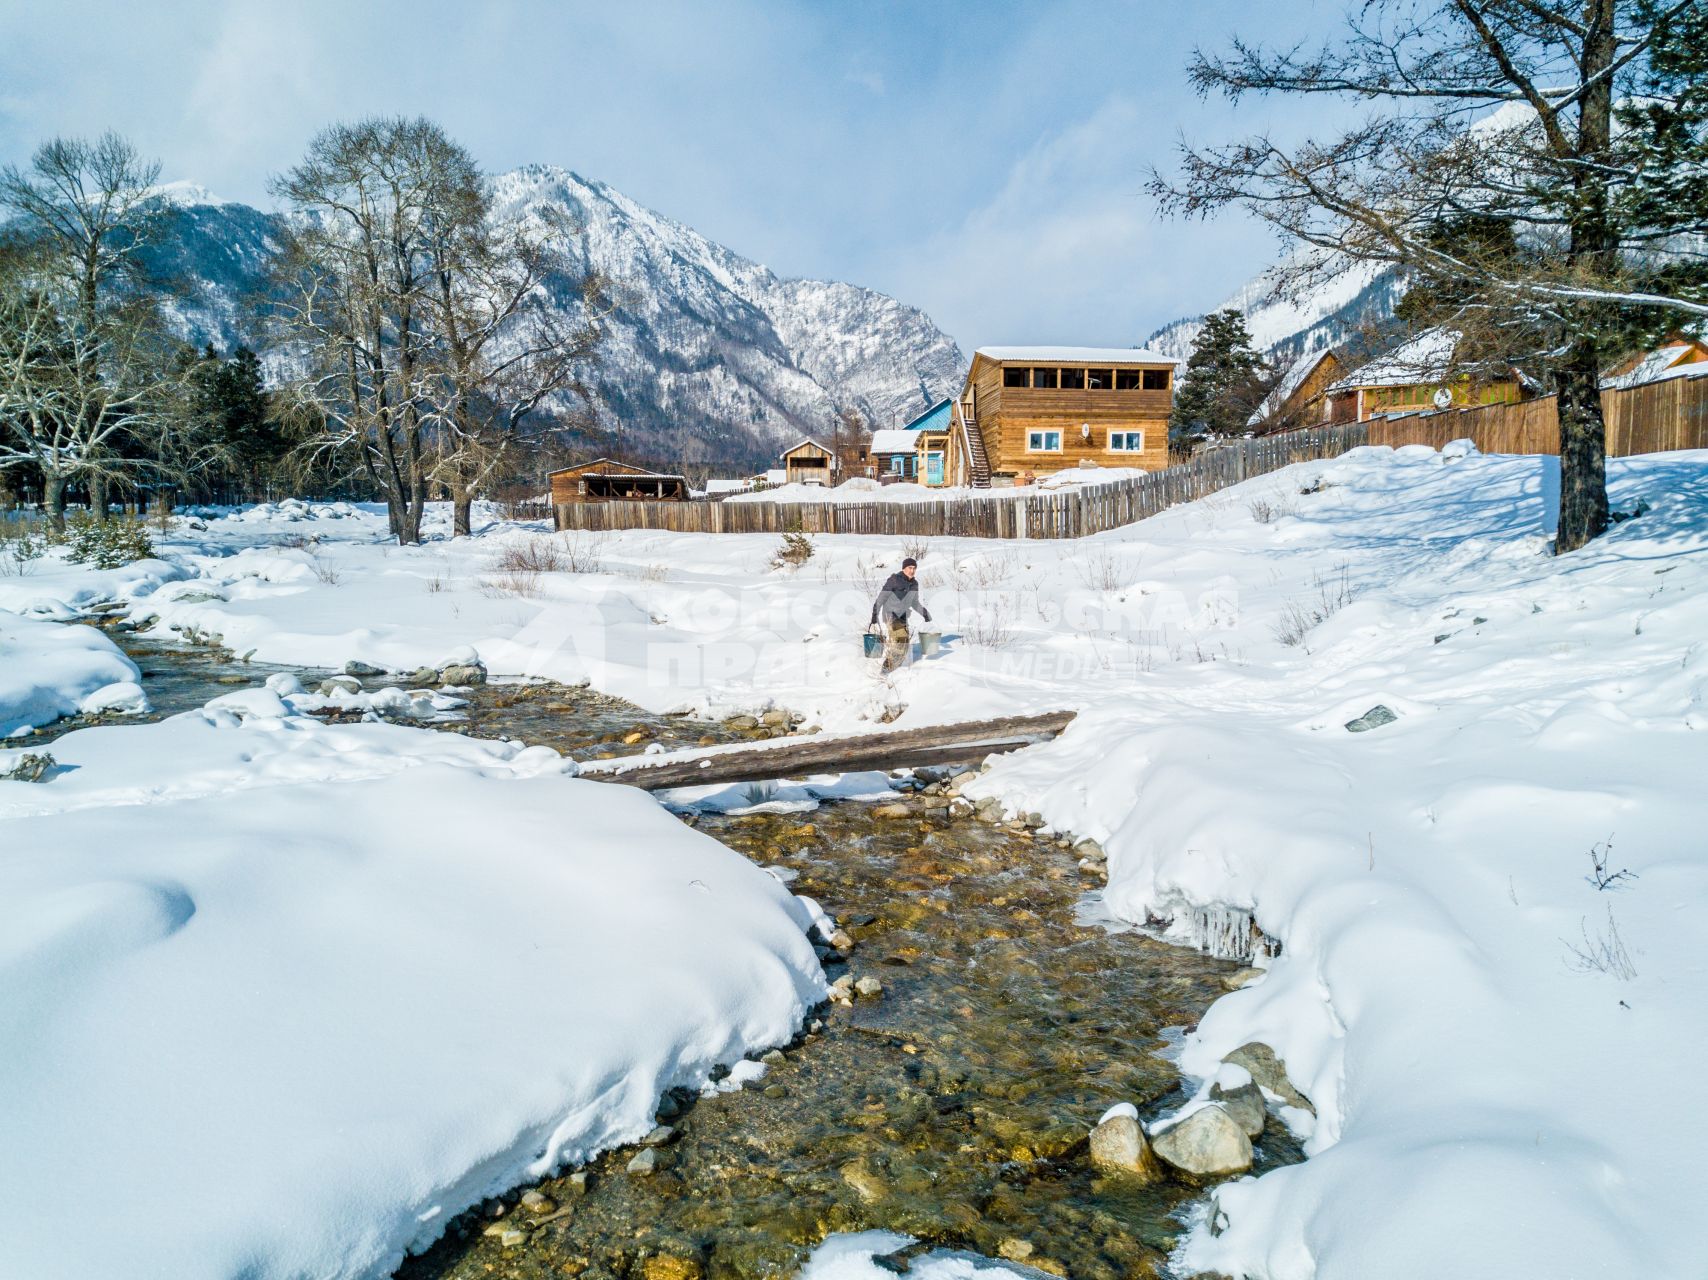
[1169,309,1271,441]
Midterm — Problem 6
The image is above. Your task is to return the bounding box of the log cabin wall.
[966,354,1174,479]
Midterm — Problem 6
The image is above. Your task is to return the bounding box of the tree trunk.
[453,494,472,538]
[1554,0,1618,553]
[44,474,68,531]
[90,473,109,523]
[1555,342,1610,552]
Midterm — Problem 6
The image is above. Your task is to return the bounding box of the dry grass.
[1272,563,1357,648]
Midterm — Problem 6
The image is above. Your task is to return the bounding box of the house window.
[1142,369,1170,390]
[1004,366,1029,388]
[1060,367,1085,389]
[1031,367,1058,389]
[1026,429,1063,452]
[1107,430,1146,452]
[1087,368,1112,389]
[888,454,908,474]
[1115,368,1142,390]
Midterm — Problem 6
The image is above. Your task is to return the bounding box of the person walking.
[869,557,930,672]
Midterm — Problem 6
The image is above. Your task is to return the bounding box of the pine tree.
[1169,309,1270,441]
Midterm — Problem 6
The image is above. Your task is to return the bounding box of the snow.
[975,344,1179,364]
[1328,326,1460,390]
[7,443,1708,1278]
[797,1231,1039,1279]
[0,610,147,735]
[869,427,923,453]
[0,697,824,1279]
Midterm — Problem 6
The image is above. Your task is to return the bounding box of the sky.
[0,0,1346,351]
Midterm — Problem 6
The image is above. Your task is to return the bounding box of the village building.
[938,347,1179,488]
[1602,332,1708,390]
[1324,329,1528,423]
[870,399,950,482]
[779,438,837,486]
[1250,348,1345,432]
[548,459,689,506]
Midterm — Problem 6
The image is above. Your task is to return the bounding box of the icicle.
[1173,904,1282,963]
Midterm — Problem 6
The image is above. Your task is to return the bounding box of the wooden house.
[1602,333,1708,390]
[1324,329,1527,423]
[1250,349,1344,432]
[780,438,836,486]
[870,399,951,483]
[940,347,1179,487]
[549,459,688,506]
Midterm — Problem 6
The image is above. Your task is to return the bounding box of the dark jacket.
[871,571,929,626]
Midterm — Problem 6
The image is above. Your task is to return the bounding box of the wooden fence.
[1367,373,1708,457]
[554,424,1370,541]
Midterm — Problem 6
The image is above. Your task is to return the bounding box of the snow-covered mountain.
[138,167,966,471]
[1145,253,1405,371]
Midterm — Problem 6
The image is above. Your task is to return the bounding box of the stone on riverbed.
[872,803,912,820]
[319,675,362,696]
[438,661,486,686]
[1150,1103,1253,1178]
[854,976,884,999]
[1222,1041,1314,1114]
[1209,1076,1267,1139]
[626,1148,661,1176]
[1088,1108,1161,1181]
[343,660,386,676]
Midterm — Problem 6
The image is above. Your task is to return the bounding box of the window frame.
[1059,367,1085,390]
[1086,368,1113,390]
[1026,429,1063,453]
[1106,429,1146,453]
[1003,366,1029,388]
[1142,368,1170,391]
[1030,367,1059,390]
[1114,368,1142,391]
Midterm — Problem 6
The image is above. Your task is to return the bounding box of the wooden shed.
[549,459,689,506]
[780,438,836,486]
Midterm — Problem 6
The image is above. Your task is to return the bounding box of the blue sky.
[0,0,1344,349]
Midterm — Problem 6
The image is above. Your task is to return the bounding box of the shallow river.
[63,635,1300,1279]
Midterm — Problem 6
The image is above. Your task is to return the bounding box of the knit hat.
[901,557,917,568]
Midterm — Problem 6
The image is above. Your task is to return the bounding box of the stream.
[51,633,1302,1279]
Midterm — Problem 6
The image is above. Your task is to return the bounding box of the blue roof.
[898,398,952,433]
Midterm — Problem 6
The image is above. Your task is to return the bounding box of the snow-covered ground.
[5,445,1707,1278]
[0,690,824,1279]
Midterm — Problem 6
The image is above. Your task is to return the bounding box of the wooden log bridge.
[577,710,1077,792]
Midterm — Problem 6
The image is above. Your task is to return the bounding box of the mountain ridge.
[138,166,967,472]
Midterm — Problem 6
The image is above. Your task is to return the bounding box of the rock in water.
[1222,1041,1314,1114]
[1344,704,1398,733]
[1209,1080,1267,1139]
[626,1148,660,1176]
[871,803,912,820]
[1088,1113,1161,1181]
[438,661,487,686]
[1151,1104,1253,1178]
[344,660,386,676]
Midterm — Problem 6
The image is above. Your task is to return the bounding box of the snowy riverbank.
[5,445,1707,1277]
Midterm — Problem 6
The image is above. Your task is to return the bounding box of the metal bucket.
[863,632,882,658]
[917,631,941,657]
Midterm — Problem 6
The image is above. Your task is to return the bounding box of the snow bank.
[0,611,146,734]
[0,704,824,1279]
[965,450,1708,1279]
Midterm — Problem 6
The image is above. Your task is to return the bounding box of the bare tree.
[270,118,479,545]
[423,200,609,536]
[1151,1,1706,552]
[0,273,170,522]
[0,132,166,522]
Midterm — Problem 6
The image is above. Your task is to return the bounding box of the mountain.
[137,168,966,472]
[1144,253,1406,374]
